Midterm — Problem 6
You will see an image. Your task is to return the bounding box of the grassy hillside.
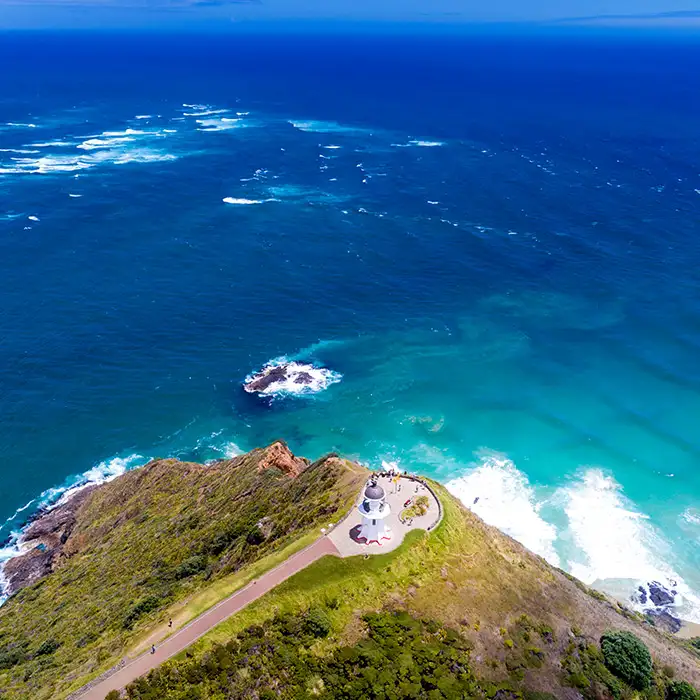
[128,482,700,700]
[0,442,365,699]
[1,443,698,700]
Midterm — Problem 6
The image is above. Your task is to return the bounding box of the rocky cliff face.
[1,442,314,598]
[256,440,309,477]
[3,485,98,596]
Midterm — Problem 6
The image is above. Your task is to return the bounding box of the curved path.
[77,537,339,700]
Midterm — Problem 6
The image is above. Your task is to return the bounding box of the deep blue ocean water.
[1,30,699,617]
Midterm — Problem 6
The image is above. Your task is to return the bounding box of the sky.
[0,0,699,30]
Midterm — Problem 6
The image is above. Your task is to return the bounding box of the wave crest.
[446,450,560,566]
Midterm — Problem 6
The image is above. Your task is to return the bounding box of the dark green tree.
[600,630,653,690]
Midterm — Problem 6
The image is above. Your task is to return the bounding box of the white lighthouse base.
[358,520,392,545]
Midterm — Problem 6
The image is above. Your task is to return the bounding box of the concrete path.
[77,537,339,700]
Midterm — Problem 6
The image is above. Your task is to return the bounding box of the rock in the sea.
[648,581,676,608]
[244,364,290,393]
[646,609,683,634]
[243,360,341,396]
[637,586,648,605]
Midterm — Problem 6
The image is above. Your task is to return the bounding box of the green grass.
[3,448,700,699]
[176,480,547,660]
[0,445,366,700]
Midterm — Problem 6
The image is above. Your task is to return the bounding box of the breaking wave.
[446,452,700,623]
[223,197,275,205]
[445,450,561,566]
[557,468,700,622]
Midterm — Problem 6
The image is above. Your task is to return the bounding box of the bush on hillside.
[122,595,163,629]
[668,681,700,700]
[35,638,60,656]
[304,605,331,638]
[105,692,121,700]
[174,555,208,580]
[0,647,26,670]
[600,630,653,690]
[123,611,481,700]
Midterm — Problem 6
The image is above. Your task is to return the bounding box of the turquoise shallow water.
[0,31,699,618]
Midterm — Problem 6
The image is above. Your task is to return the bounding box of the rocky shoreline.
[2,485,98,597]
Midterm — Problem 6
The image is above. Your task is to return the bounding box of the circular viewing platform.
[329,473,441,557]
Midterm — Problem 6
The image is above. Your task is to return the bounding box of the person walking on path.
[168,619,172,628]
[151,645,156,655]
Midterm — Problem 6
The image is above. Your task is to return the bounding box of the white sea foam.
[446,450,560,566]
[5,122,37,129]
[102,129,146,137]
[557,469,700,622]
[324,145,341,149]
[184,108,229,117]
[223,197,274,205]
[68,193,82,198]
[221,442,244,458]
[681,508,700,528]
[30,140,77,148]
[27,215,39,222]
[111,149,176,165]
[244,358,342,397]
[392,139,445,148]
[77,136,136,150]
[196,117,244,132]
[0,147,176,175]
[0,148,40,154]
[289,119,369,134]
[135,114,153,119]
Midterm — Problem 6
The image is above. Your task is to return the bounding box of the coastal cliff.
[0,443,698,700]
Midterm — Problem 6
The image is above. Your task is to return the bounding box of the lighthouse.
[357,481,392,544]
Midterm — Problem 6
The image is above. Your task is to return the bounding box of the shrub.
[668,681,700,700]
[36,638,60,656]
[600,630,653,690]
[174,555,208,580]
[105,692,121,700]
[123,594,163,629]
[304,605,331,638]
[0,647,26,669]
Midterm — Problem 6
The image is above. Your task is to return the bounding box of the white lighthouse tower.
[357,482,392,544]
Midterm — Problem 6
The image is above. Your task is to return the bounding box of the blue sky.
[1,0,699,29]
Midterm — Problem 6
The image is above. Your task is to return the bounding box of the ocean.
[1,29,699,619]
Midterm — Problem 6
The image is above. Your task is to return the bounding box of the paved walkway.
[77,537,339,700]
[75,477,441,699]
[329,475,440,556]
